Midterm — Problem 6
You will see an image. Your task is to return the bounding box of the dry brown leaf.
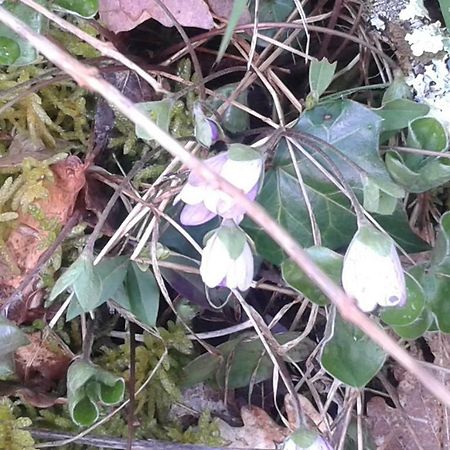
[367,334,450,450]
[0,155,86,291]
[217,405,288,449]
[99,0,214,33]
[14,332,73,389]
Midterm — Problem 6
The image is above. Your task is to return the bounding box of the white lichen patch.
[398,0,428,21]
[406,58,450,131]
[405,23,445,56]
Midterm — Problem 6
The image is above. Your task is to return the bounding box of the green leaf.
[0,1,47,66]
[438,0,450,31]
[65,257,129,320]
[122,262,159,327]
[321,311,386,387]
[53,0,98,18]
[72,254,103,313]
[0,316,29,357]
[249,0,295,42]
[391,308,433,339]
[135,100,174,140]
[183,332,314,389]
[67,359,98,395]
[386,152,450,193]
[207,84,249,133]
[382,77,412,104]
[373,207,430,253]
[0,317,28,376]
[216,0,247,63]
[67,360,124,426]
[431,212,450,270]
[309,58,337,100]
[98,379,125,405]
[0,36,20,65]
[71,395,99,427]
[375,99,429,132]
[379,272,425,326]
[244,99,411,263]
[282,247,342,305]
[407,117,448,152]
[49,257,85,302]
[228,143,261,161]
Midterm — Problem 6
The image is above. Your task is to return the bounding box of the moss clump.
[0,398,35,450]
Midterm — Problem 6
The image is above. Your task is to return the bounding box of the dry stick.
[18,0,165,93]
[2,7,450,408]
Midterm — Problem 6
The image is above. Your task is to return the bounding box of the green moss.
[0,66,90,148]
[0,398,36,450]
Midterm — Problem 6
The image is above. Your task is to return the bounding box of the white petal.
[237,243,254,290]
[220,158,263,193]
[377,245,406,308]
[179,183,206,205]
[342,239,381,312]
[200,234,232,288]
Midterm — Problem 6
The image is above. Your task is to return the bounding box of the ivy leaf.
[183,332,314,389]
[0,1,47,66]
[244,100,415,264]
[391,308,433,339]
[282,247,342,305]
[321,310,386,387]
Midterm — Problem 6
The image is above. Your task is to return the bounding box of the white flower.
[342,225,406,312]
[283,429,334,450]
[176,144,264,226]
[200,221,254,290]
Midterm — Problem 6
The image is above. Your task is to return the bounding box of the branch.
[0,5,449,408]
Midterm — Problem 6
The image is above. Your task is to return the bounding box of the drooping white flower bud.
[283,429,334,450]
[200,220,254,291]
[176,144,264,226]
[342,224,406,312]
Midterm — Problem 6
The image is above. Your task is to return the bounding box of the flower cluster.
[342,224,406,312]
[176,144,264,291]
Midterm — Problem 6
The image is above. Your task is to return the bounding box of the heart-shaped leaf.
[321,310,386,387]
